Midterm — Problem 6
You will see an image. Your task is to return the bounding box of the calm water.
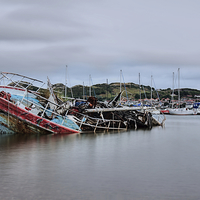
[1,115,200,200]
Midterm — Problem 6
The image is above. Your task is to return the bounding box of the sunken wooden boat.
[0,72,80,135]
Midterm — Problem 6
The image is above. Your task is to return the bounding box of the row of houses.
[121,95,200,108]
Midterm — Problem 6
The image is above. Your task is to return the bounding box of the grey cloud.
[0,0,200,90]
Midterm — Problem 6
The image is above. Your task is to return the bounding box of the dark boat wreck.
[66,95,166,132]
[0,72,165,135]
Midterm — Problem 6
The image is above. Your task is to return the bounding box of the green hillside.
[52,82,200,101]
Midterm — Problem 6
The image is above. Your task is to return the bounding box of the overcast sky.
[1,0,200,90]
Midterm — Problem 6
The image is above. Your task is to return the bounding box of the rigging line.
[178,68,186,89]
[140,76,147,100]
[152,77,161,104]
[121,71,128,101]
[142,85,147,99]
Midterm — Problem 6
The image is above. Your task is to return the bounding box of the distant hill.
[52,82,200,101]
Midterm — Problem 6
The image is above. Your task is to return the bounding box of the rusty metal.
[0,97,80,135]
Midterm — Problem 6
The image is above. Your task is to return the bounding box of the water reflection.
[1,115,200,200]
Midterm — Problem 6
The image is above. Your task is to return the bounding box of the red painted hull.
[0,97,80,135]
[160,109,169,114]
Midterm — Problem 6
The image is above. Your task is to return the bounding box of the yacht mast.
[178,68,180,108]
[172,72,174,108]
[120,70,122,93]
[65,65,67,98]
[151,75,153,106]
[139,73,141,102]
[83,82,85,100]
[120,70,122,103]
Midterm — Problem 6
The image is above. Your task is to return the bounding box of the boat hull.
[0,97,80,135]
[168,108,195,115]
[160,109,169,114]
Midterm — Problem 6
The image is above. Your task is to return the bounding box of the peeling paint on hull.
[0,97,80,135]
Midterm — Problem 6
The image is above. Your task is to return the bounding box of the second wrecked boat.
[66,95,165,132]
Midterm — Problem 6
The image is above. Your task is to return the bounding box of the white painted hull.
[168,108,196,115]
